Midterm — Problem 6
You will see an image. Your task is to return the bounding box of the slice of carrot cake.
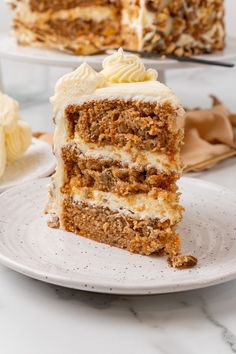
[46,48,185,258]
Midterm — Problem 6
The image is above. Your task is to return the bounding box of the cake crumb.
[167,255,198,269]
[47,216,60,229]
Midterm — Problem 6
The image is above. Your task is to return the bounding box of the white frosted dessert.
[47,48,188,262]
[0,92,32,179]
[7,0,224,56]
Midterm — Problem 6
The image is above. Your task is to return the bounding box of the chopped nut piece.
[168,255,198,269]
[47,216,60,229]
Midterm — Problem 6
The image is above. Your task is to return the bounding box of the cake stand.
[0,33,236,87]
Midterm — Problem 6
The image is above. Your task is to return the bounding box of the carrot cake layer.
[62,197,181,256]
[61,144,180,195]
[65,99,183,157]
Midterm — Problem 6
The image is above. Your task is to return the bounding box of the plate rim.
[0,176,236,295]
[0,138,56,192]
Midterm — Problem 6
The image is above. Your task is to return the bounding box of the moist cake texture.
[7,0,225,56]
[46,48,186,258]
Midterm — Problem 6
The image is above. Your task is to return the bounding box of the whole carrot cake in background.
[46,48,188,261]
[7,0,225,56]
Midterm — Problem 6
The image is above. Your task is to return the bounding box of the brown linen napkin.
[34,96,236,173]
[33,131,53,144]
[182,96,236,171]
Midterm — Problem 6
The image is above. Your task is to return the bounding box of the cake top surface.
[51,48,180,111]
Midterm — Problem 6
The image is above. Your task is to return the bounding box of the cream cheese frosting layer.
[72,187,181,223]
[52,81,180,114]
[72,81,179,104]
[51,48,181,114]
[74,135,181,172]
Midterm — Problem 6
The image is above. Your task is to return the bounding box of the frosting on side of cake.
[0,92,32,178]
[121,0,225,56]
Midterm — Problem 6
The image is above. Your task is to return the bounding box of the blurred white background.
[0,0,236,132]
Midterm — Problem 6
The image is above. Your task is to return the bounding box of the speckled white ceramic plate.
[0,177,236,295]
[0,139,55,192]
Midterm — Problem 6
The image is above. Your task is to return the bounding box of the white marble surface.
[1,3,236,352]
[0,68,236,353]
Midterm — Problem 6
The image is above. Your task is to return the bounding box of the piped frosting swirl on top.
[101,48,158,83]
[51,63,105,107]
[0,91,21,130]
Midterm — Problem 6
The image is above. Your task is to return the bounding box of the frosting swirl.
[0,91,20,131]
[51,63,105,109]
[6,121,32,161]
[101,48,158,83]
[0,92,32,178]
